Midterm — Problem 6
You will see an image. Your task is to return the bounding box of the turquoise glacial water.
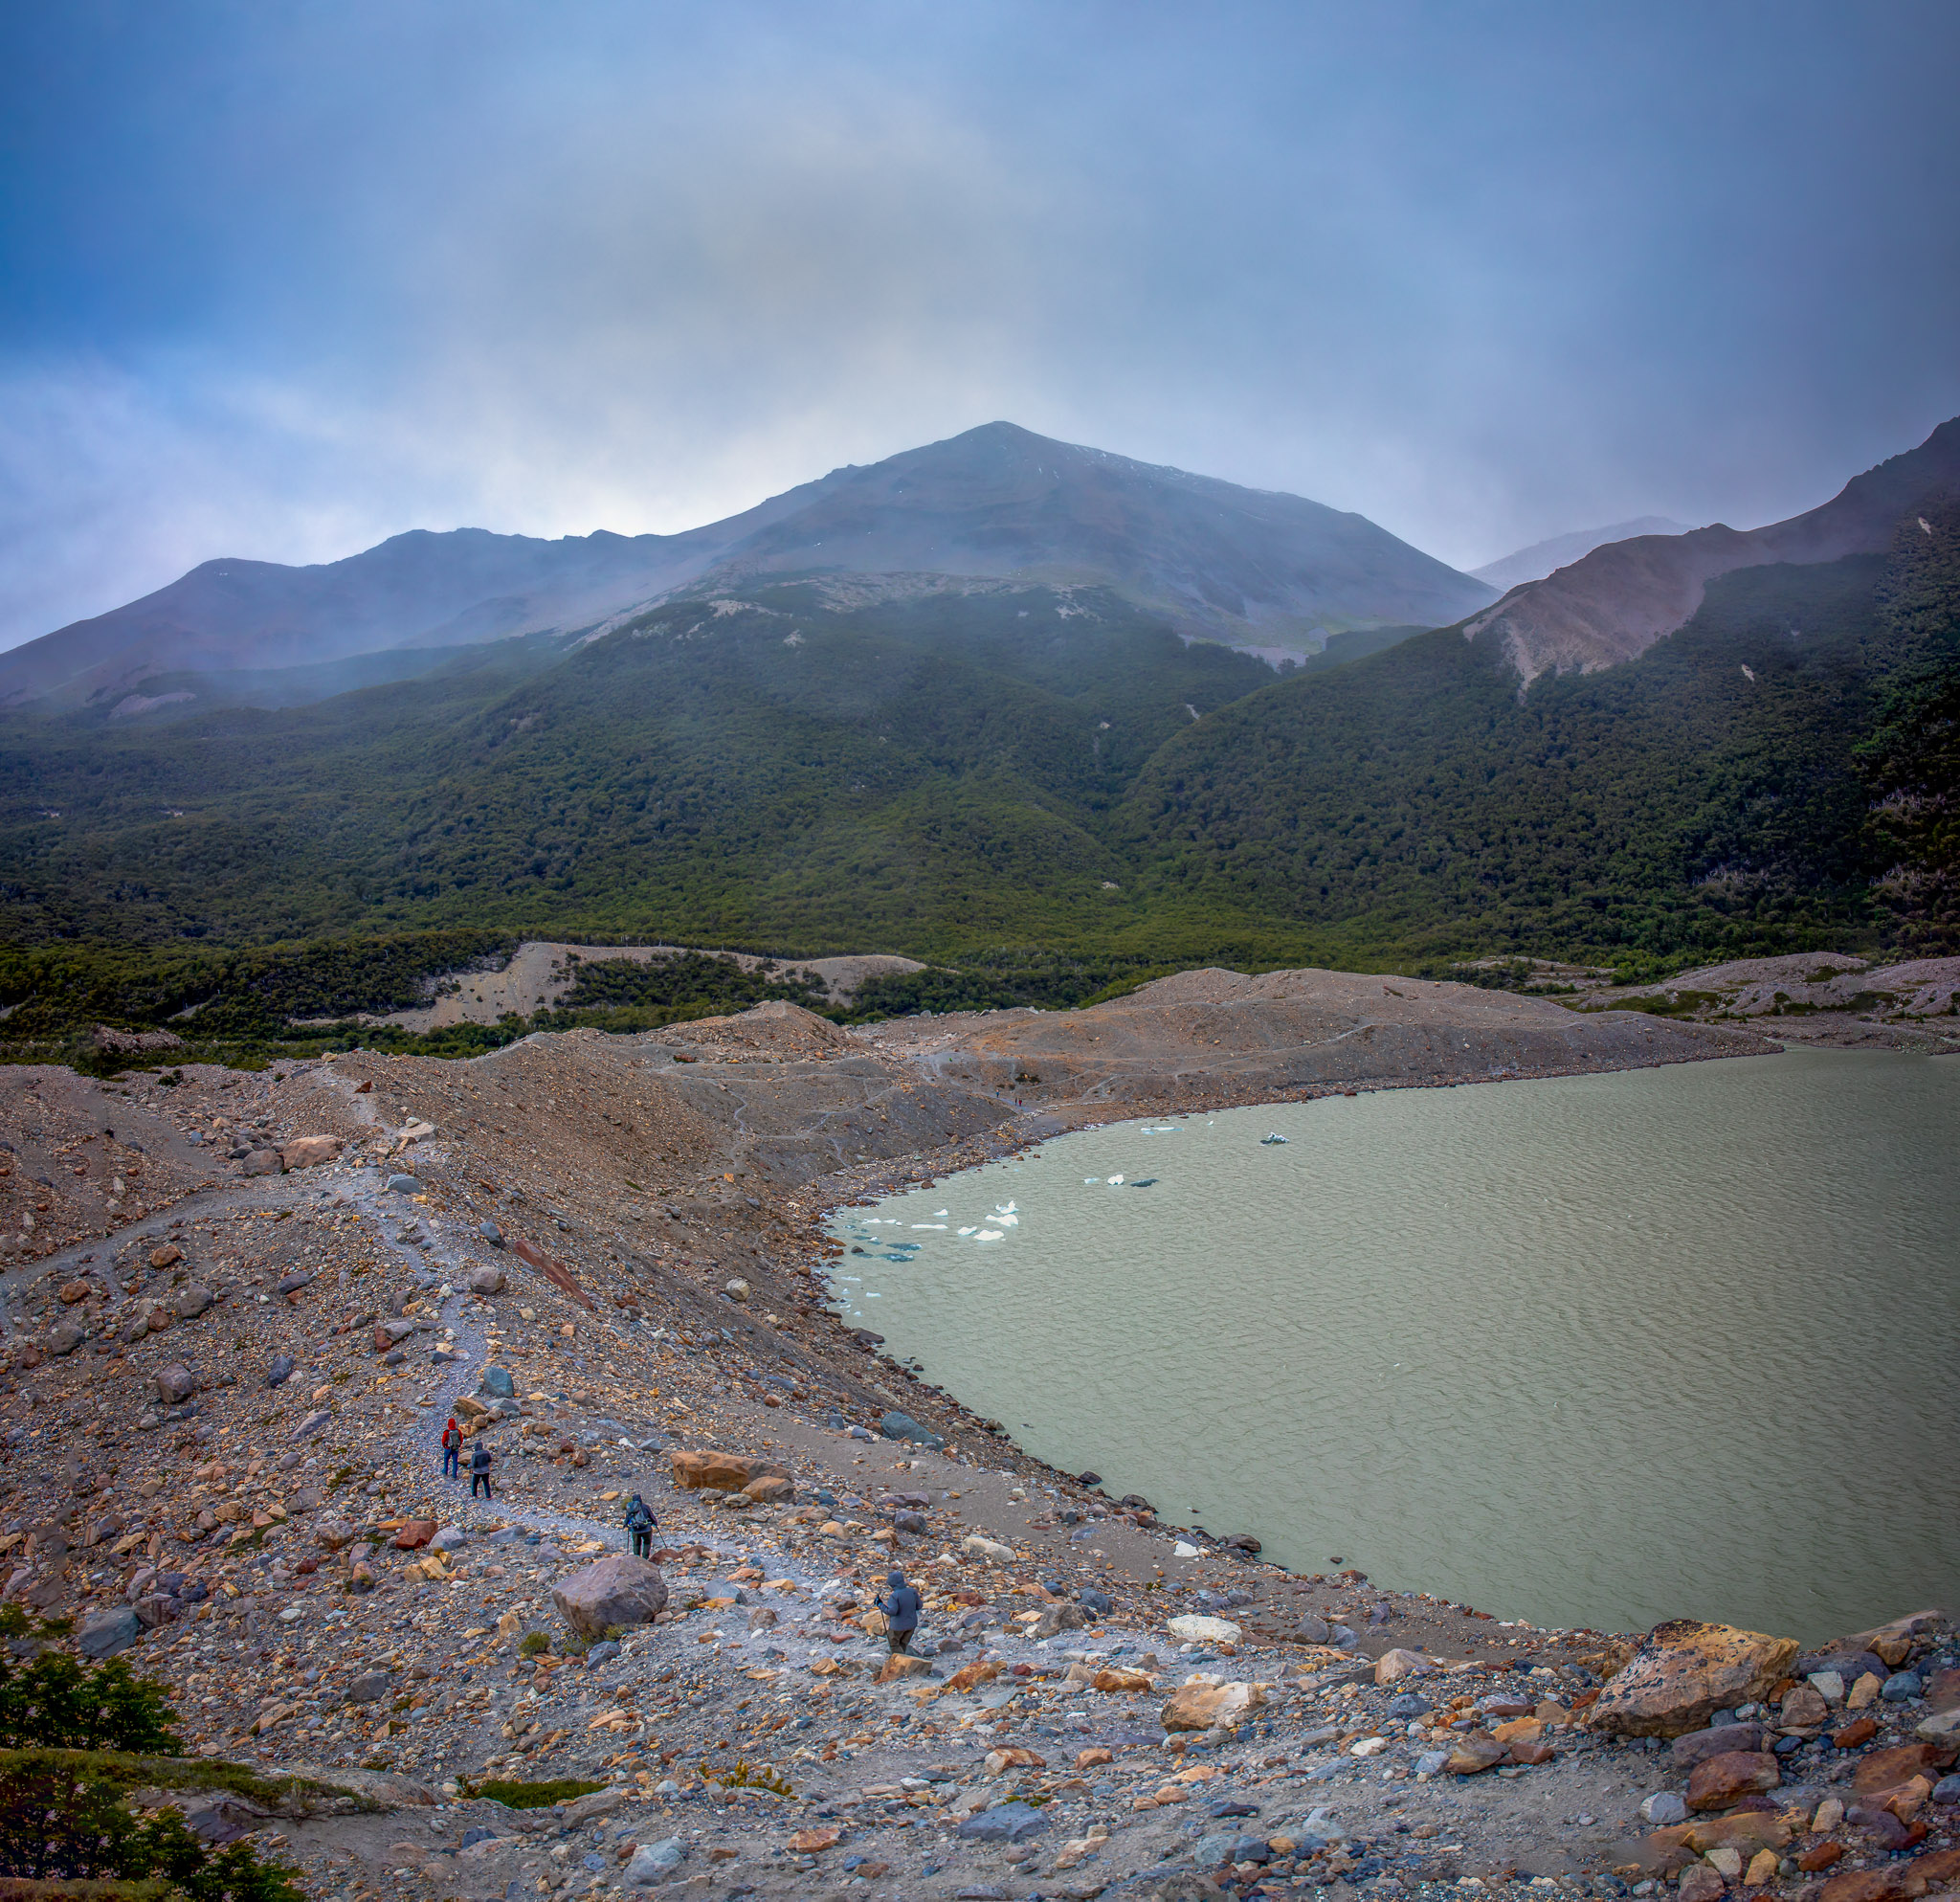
[827,1047,1960,1643]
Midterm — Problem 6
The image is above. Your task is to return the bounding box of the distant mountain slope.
[1470,517,1694,591]
[1462,417,1960,682]
[0,422,1493,709]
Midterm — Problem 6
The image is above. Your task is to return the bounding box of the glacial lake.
[826,1047,1960,1644]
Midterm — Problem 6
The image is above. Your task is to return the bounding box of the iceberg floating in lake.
[975,1228,1005,1242]
[1260,1131,1288,1146]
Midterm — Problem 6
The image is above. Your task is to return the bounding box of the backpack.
[441,1425,461,1450]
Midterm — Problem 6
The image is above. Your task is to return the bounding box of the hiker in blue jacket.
[877,1569,922,1654]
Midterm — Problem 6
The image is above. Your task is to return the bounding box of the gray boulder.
[551,1555,669,1640]
[173,1284,213,1319]
[879,1409,944,1449]
[955,1801,1050,1844]
[48,1323,83,1356]
[386,1174,421,1194]
[479,1365,516,1400]
[623,1838,686,1886]
[78,1607,142,1658]
[346,1670,391,1705]
[468,1266,505,1295]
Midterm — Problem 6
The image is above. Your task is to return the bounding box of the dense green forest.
[1,508,1953,1061]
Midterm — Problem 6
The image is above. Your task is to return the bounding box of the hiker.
[877,1568,921,1655]
[469,1438,494,1499]
[440,1416,463,1480]
[624,1492,656,1558]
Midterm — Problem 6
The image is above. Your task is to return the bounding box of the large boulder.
[280,1135,342,1171]
[1589,1619,1800,1738]
[1161,1677,1267,1733]
[467,1266,505,1296]
[77,1607,142,1658]
[551,1555,669,1640]
[670,1450,788,1493]
[479,1365,516,1400]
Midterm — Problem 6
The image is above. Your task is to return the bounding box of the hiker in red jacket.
[440,1416,463,1480]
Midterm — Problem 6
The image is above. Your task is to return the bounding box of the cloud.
[3,1,1958,646]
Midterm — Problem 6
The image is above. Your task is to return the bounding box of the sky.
[3,1,1958,651]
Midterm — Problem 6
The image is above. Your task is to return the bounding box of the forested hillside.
[1,508,1954,1056]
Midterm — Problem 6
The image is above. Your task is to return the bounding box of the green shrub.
[517,1631,550,1657]
[455,1775,605,1810]
[0,1654,182,1754]
[0,1755,302,1902]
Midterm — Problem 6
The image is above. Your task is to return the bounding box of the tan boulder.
[1781,1683,1830,1734]
[1817,1866,1928,1902]
[1374,1648,1433,1685]
[1442,1734,1508,1775]
[945,1661,1000,1692]
[280,1135,342,1170]
[1589,1619,1799,1738]
[1160,1678,1267,1733]
[876,1652,933,1684]
[670,1449,789,1493]
[742,1474,796,1506]
[1093,1667,1155,1694]
[985,1747,1046,1776]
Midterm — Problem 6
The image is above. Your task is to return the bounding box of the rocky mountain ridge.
[1462,418,1960,684]
[0,423,1494,711]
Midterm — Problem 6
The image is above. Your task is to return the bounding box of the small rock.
[347,1671,391,1704]
[1388,1691,1433,1719]
[289,1408,330,1442]
[1809,1669,1847,1705]
[265,1354,297,1388]
[1291,1613,1331,1645]
[467,1266,505,1295]
[1641,1792,1689,1825]
[1685,1750,1780,1811]
[386,1174,421,1194]
[478,1365,516,1399]
[1932,1775,1960,1804]
[1080,1588,1114,1616]
[48,1323,83,1355]
[148,1245,182,1270]
[585,1640,621,1668]
[274,1270,314,1294]
[1882,1672,1924,1703]
[1167,1614,1242,1646]
[172,1284,212,1319]
[241,1149,283,1176]
[1672,1725,1764,1769]
[1672,1868,1727,1902]
[479,1220,503,1245]
[154,1364,195,1405]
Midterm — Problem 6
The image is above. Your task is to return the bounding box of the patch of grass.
[697,1757,791,1796]
[457,1775,606,1810]
[518,1631,551,1656]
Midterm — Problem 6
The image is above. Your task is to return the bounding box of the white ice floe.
[975,1229,1005,1242]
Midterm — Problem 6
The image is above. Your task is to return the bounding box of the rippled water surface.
[828,1048,1960,1642]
